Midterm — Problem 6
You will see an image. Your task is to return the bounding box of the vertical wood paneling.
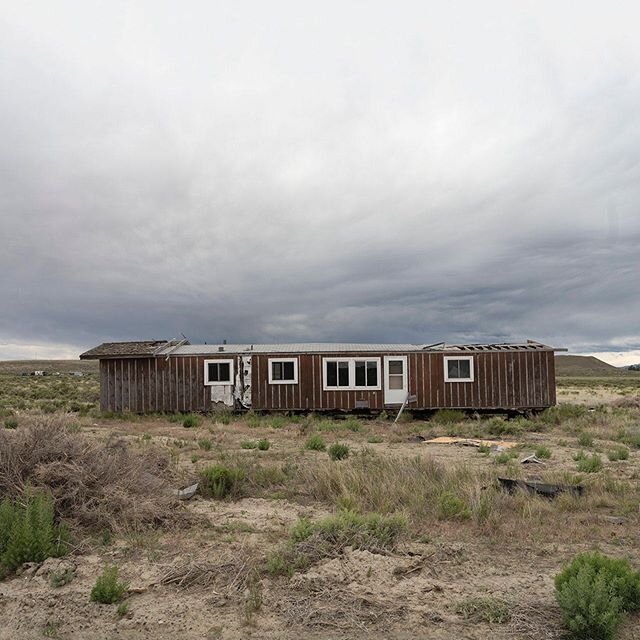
[527,352,534,407]
[188,357,195,412]
[497,353,503,408]
[108,360,115,412]
[534,351,543,406]
[140,360,146,413]
[509,353,516,408]
[166,357,172,412]
[98,347,558,414]
[99,360,105,411]
[161,360,166,412]
[146,359,151,412]
[199,357,207,412]
[115,360,122,413]
[513,353,522,408]
[482,354,488,407]
[548,351,556,405]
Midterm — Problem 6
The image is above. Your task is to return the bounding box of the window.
[326,360,350,387]
[386,359,404,389]
[204,359,234,385]
[268,358,298,384]
[355,360,378,387]
[323,358,381,390]
[444,356,474,382]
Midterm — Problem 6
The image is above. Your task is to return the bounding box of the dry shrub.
[455,595,511,623]
[508,601,565,639]
[294,450,487,524]
[0,416,183,532]
[291,450,639,543]
[276,580,407,630]
[611,396,640,410]
[159,546,258,598]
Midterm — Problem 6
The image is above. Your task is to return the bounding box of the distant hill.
[555,355,632,377]
[0,359,98,375]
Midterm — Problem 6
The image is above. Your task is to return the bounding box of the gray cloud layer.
[1,1,639,358]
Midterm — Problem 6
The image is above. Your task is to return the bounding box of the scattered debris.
[508,601,565,640]
[174,482,199,500]
[424,436,519,449]
[521,454,545,465]
[394,393,417,424]
[158,553,254,594]
[159,561,220,591]
[15,562,39,577]
[278,580,408,630]
[392,552,435,578]
[498,477,584,498]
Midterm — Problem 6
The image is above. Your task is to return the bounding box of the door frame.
[383,355,408,405]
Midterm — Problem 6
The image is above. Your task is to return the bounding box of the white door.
[384,356,408,405]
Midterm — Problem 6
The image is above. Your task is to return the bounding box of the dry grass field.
[1,363,639,639]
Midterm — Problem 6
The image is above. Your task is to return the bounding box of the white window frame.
[204,358,235,385]
[322,357,381,391]
[444,356,474,382]
[268,357,299,384]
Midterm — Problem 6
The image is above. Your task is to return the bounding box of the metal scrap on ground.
[497,477,584,498]
[173,483,199,500]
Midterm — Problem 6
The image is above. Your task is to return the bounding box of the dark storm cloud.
[1,1,640,360]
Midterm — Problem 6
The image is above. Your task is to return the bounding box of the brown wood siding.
[411,350,556,410]
[99,356,227,413]
[251,353,386,412]
[99,349,557,413]
[410,350,555,411]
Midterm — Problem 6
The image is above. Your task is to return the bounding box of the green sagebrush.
[199,464,246,499]
[328,443,349,460]
[555,552,640,640]
[90,566,128,604]
[304,434,326,451]
[0,493,68,578]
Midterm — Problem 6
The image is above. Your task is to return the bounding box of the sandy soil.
[2,406,640,639]
[2,509,638,640]
[0,513,558,640]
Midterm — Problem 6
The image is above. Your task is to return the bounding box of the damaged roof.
[163,340,557,355]
[80,339,559,359]
[444,342,552,351]
[80,340,176,359]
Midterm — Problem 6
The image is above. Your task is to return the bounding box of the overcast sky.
[1,1,639,364]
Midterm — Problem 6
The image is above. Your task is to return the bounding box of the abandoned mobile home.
[80,340,561,415]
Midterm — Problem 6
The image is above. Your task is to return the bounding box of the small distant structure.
[32,370,47,376]
[71,371,84,377]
